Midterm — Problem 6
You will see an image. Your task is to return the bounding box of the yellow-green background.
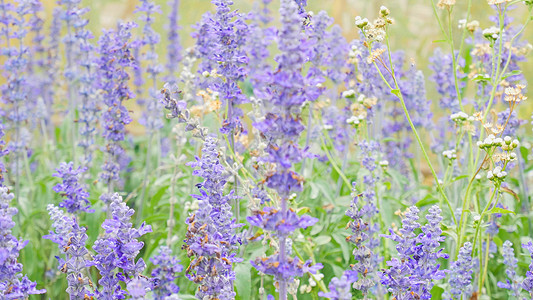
[31,0,533,124]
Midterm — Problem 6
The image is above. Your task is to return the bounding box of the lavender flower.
[52,162,92,214]
[319,272,357,300]
[497,240,522,297]
[381,205,447,299]
[523,241,533,297]
[91,193,152,299]
[447,242,474,299]
[245,0,275,101]
[127,277,151,299]
[183,136,241,299]
[43,205,92,299]
[0,122,8,185]
[1,0,33,176]
[150,245,183,299]
[205,0,249,136]
[165,0,182,84]
[135,0,164,131]
[0,187,45,297]
[346,182,380,295]
[247,1,322,298]
[97,21,136,193]
[74,4,99,166]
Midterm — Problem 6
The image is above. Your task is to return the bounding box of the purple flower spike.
[150,246,183,299]
[522,241,533,297]
[91,193,152,299]
[183,136,241,299]
[165,0,182,84]
[448,242,474,299]
[52,162,92,214]
[381,205,448,299]
[318,272,357,300]
[497,240,522,297]
[0,187,45,297]
[97,21,137,191]
[43,205,92,299]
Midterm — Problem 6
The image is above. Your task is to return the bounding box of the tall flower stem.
[370,34,456,225]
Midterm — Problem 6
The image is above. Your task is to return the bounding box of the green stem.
[371,34,457,225]
[320,134,351,188]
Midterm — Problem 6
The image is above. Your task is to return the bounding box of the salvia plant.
[0,0,533,299]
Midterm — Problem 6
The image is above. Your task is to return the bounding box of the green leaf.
[520,146,529,163]
[487,206,516,215]
[332,232,350,263]
[235,263,251,300]
[416,194,439,207]
[432,39,447,43]
[501,70,522,80]
[315,235,332,246]
[383,181,392,190]
[473,74,491,82]
[390,89,401,97]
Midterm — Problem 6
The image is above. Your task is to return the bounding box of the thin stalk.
[371,34,457,225]
[320,135,351,188]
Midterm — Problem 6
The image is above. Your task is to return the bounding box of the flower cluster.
[497,241,522,297]
[204,0,249,136]
[150,245,183,299]
[97,22,136,192]
[447,242,474,299]
[0,187,45,298]
[90,193,152,299]
[43,205,92,299]
[52,162,92,214]
[183,136,241,299]
[165,0,182,84]
[135,0,164,132]
[380,205,448,299]
[247,1,322,297]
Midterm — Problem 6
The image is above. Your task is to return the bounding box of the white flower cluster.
[346,115,365,126]
[442,149,457,160]
[487,166,507,182]
[342,89,356,99]
[379,160,389,169]
[354,6,392,43]
[482,26,500,41]
[450,111,472,124]
[477,134,519,150]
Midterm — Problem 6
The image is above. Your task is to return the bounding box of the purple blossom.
[73,3,99,165]
[522,241,533,297]
[497,240,522,297]
[165,0,182,84]
[52,162,92,214]
[135,0,164,131]
[205,0,249,136]
[183,136,241,299]
[127,276,151,299]
[1,0,33,175]
[150,246,183,299]
[381,205,447,299]
[319,272,357,300]
[43,205,92,299]
[97,21,136,190]
[448,242,474,299]
[247,1,322,298]
[0,186,45,298]
[90,193,152,299]
[346,189,380,293]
